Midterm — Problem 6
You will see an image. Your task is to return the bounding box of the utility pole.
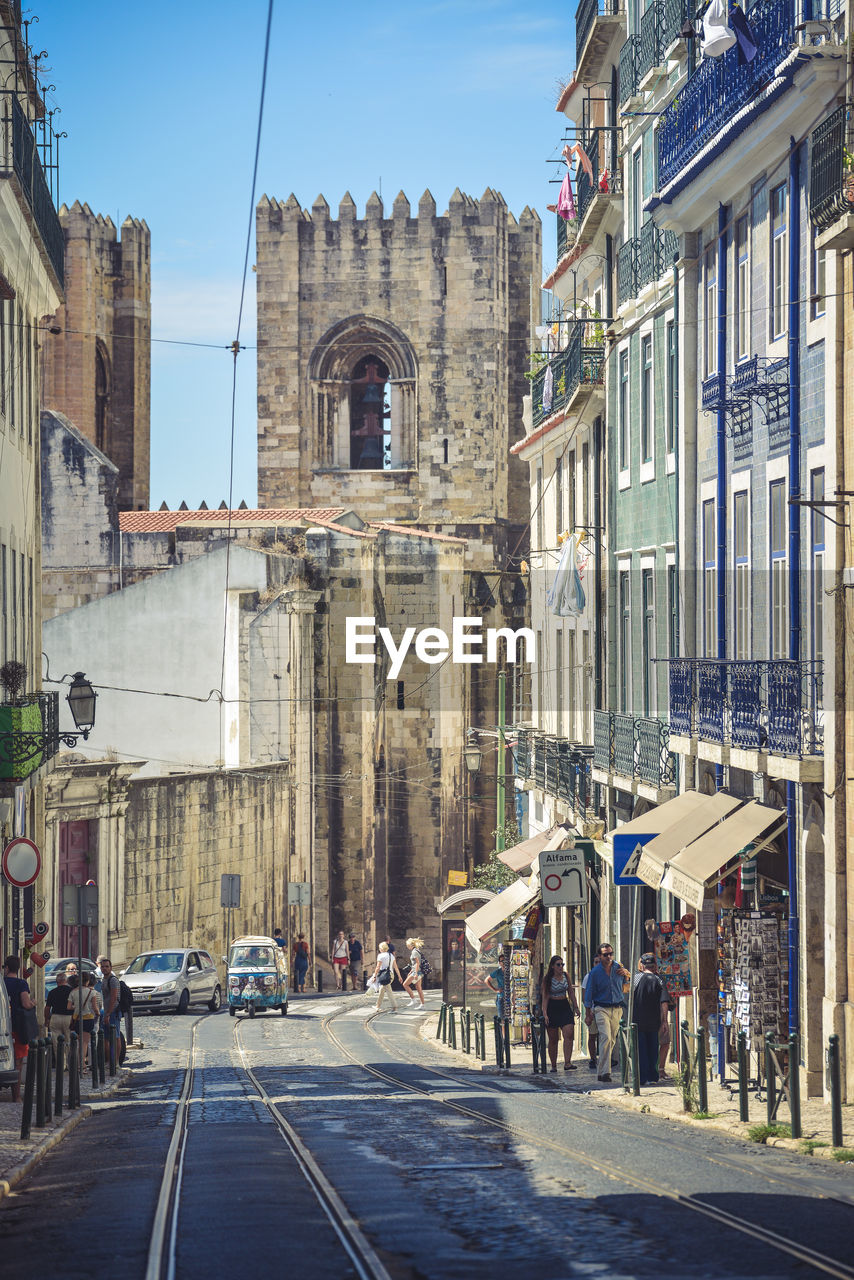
[497,671,506,853]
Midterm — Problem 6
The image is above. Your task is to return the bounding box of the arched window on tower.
[349,356,391,470]
[95,342,110,455]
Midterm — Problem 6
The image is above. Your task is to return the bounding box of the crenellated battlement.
[258,188,540,229]
[58,201,150,249]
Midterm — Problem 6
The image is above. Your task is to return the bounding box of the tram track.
[321,1003,854,1280]
[143,1011,391,1280]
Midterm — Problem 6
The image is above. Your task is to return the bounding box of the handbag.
[377,962,392,986]
[12,1004,40,1044]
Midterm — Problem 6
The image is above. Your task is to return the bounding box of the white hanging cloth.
[701,0,737,57]
[546,532,587,618]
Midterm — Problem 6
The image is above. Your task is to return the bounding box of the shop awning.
[661,801,787,909]
[464,878,537,953]
[529,824,574,877]
[634,792,742,889]
[606,789,721,845]
[498,827,561,873]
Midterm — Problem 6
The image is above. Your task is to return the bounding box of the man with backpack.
[97,956,123,1069]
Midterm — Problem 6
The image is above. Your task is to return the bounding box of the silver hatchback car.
[121,948,222,1014]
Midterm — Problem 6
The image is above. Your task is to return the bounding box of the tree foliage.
[472,822,520,893]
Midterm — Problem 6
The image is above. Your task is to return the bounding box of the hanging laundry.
[701,0,736,57]
[729,4,758,64]
[542,361,554,414]
[557,170,576,221]
[546,532,586,618]
[562,142,594,183]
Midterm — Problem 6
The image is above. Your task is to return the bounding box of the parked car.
[121,948,221,1014]
[43,957,98,996]
[0,979,18,1088]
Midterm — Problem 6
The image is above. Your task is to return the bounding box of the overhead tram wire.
[218,0,274,762]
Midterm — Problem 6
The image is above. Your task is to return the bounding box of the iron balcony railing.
[0,95,64,287]
[514,727,596,817]
[638,0,664,81]
[531,327,605,427]
[617,223,678,304]
[0,691,60,783]
[557,208,571,261]
[576,0,625,66]
[619,35,641,103]
[593,709,676,788]
[668,659,824,758]
[810,105,854,232]
[577,126,622,228]
[658,0,798,189]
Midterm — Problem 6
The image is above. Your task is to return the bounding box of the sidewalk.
[422,1015,854,1164]
[0,1065,129,1201]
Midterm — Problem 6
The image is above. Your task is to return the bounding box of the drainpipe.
[672,253,680,792]
[715,204,728,792]
[786,137,802,1038]
[596,232,613,717]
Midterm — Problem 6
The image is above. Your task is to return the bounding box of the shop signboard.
[654,920,693,998]
[447,870,468,887]
[612,831,655,885]
[540,847,586,907]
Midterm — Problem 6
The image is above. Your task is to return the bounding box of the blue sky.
[38,1,572,508]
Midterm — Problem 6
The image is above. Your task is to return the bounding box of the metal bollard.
[448,1007,457,1051]
[765,1034,776,1126]
[363,968,368,991]
[67,1033,79,1110]
[479,1014,487,1062]
[503,1018,511,1069]
[696,1025,708,1113]
[531,1017,541,1073]
[737,1030,749,1122]
[35,1039,46,1128]
[44,1037,53,1123]
[437,1003,447,1041]
[317,968,323,993]
[54,1036,65,1118]
[680,1020,691,1111]
[493,1016,504,1068]
[474,1014,482,1060]
[20,1042,38,1140]
[629,1023,641,1098]
[97,1028,106,1085]
[92,1031,99,1089]
[788,1032,801,1139]
[465,1009,472,1054]
[109,1023,118,1077]
[828,1035,843,1148]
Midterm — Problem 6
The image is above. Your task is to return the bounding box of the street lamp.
[65,672,97,740]
[463,739,483,775]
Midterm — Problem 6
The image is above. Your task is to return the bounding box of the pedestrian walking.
[98,956,121,1066]
[331,931,350,990]
[44,970,73,1055]
[580,957,599,1069]
[485,955,505,1017]
[583,942,629,1082]
[370,942,399,1013]
[541,955,581,1072]
[4,955,37,1101]
[293,934,309,993]
[403,937,426,1008]
[273,928,287,948]
[631,954,670,1085]
[67,973,99,1069]
[348,933,363,990]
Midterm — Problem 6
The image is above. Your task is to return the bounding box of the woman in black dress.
[541,955,580,1072]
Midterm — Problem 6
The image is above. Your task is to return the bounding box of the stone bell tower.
[255,186,540,545]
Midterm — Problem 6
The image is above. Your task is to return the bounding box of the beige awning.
[606,790,713,844]
[529,824,575,877]
[634,792,742,890]
[498,826,562,873]
[661,801,787,909]
[464,878,537,953]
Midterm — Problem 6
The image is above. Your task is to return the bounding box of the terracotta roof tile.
[118,508,346,533]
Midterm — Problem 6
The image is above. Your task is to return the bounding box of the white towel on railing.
[701,0,737,57]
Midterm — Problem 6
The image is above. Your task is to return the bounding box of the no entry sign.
[540,846,587,908]
[2,836,41,888]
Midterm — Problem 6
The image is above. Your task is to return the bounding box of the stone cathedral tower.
[41,202,151,511]
[255,187,540,550]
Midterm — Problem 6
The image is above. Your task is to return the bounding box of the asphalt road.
[2,993,853,1279]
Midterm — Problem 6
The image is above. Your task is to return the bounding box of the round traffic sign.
[2,836,41,888]
[544,873,563,892]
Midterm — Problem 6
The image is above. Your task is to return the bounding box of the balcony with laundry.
[650,0,846,221]
[529,321,606,430]
[618,0,696,105]
[514,728,598,829]
[592,709,676,802]
[809,102,854,250]
[576,0,626,84]
[667,659,824,782]
[554,128,623,271]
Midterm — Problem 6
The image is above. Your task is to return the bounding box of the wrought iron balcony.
[576,0,627,80]
[638,0,664,81]
[617,223,678,305]
[810,105,854,232]
[513,727,531,778]
[668,659,824,758]
[577,127,622,230]
[513,727,596,818]
[0,95,64,288]
[0,691,60,786]
[556,209,573,261]
[619,35,641,103]
[530,327,605,428]
[658,0,798,189]
[593,709,676,788]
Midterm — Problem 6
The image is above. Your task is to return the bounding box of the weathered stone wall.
[123,764,291,963]
[42,204,151,511]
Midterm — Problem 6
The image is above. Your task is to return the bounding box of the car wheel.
[175,989,190,1015]
[208,985,222,1012]
[248,1002,256,1019]
[228,1004,236,1017]
[280,1002,288,1015]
